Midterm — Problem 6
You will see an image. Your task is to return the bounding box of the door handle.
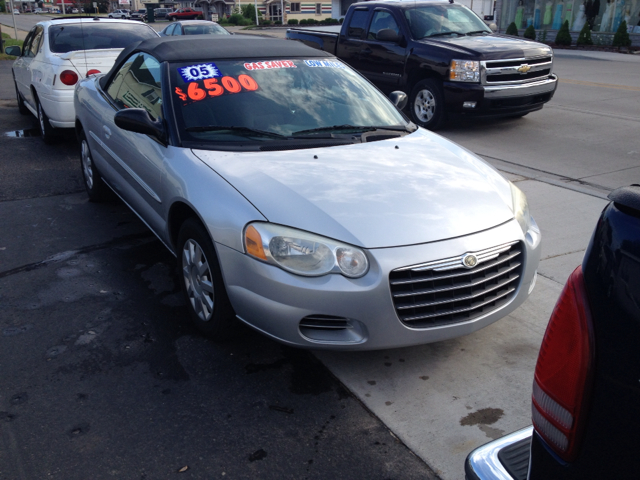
[103,125,111,139]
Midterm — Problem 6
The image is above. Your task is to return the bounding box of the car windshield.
[170,58,409,148]
[48,23,158,53]
[183,23,230,35]
[404,5,491,39]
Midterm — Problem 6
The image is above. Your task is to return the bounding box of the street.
[1,18,640,479]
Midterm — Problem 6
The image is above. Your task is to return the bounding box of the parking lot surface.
[1,30,639,478]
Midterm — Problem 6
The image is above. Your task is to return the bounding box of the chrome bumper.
[483,75,558,99]
[465,426,533,480]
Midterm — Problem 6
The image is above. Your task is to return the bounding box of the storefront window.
[500,0,640,33]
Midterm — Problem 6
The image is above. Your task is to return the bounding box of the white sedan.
[9,18,158,143]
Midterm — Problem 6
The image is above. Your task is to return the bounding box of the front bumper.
[443,74,558,118]
[215,218,541,350]
[465,426,533,480]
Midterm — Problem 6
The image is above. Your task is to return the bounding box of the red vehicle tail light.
[86,69,101,76]
[60,70,79,85]
[531,265,594,462]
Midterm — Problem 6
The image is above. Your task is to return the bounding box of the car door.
[360,9,406,92]
[98,52,168,235]
[13,27,37,106]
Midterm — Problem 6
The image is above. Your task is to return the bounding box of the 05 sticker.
[178,63,221,82]
[174,74,259,104]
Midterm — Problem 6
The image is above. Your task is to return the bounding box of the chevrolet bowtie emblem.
[517,64,531,73]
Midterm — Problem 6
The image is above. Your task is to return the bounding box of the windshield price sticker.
[304,60,347,69]
[244,60,297,71]
[175,74,259,105]
[178,63,221,82]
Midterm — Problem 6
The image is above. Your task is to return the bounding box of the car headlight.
[244,223,369,278]
[450,59,480,82]
[510,182,531,234]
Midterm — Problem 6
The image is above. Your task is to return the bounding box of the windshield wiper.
[465,30,490,35]
[185,125,286,139]
[426,31,465,38]
[292,125,412,136]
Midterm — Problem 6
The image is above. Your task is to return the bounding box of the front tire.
[37,99,57,144]
[79,130,110,202]
[409,78,445,131]
[177,219,235,339]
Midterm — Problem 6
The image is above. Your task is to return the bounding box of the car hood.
[192,129,515,249]
[416,34,553,59]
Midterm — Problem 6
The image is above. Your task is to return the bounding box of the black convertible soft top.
[100,36,333,89]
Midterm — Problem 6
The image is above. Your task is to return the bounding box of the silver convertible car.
[74,36,541,350]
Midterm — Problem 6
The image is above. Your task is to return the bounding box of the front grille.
[487,68,551,83]
[483,56,553,85]
[389,241,523,328]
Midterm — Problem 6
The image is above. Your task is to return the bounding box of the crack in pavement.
[0,232,156,280]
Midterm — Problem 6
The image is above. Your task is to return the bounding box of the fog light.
[463,101,477,108]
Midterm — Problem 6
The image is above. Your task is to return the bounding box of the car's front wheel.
[171,16,176,21]
[177,219,235,338]
[409,78,445,131]
[37,100,57,144]
[79,130,110,202]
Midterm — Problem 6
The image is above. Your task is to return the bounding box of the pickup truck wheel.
[15,82,28,115]
[37,100,57,144]
[409,78,444,131]
[178,219,236,339]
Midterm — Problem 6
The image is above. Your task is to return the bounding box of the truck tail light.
[531,265,594,462]
[60,70,79,86]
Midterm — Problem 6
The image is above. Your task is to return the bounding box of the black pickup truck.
[287,0,558,129]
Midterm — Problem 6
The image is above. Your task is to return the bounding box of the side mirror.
[5,45,22,56]
[489,23,498,32]
[114,108,166,142]
[389,91,408,110]
[376,28,402,43]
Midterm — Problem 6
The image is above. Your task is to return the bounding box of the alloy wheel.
[81,139,94,190]
[414,89,436,123]
[182,238,215,322]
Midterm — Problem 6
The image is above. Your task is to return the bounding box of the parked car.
[287,1,558,130]
[7,18,159,144]
[108,9,131,19]
[13,8,20,14]
[74,36,541,350]
[159,20,230,36]
[34,8,44,13]
[131,8,146,21]
[465,184,640,479]
[153,7,174,19]
[167,7,202,20]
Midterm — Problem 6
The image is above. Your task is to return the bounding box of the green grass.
[1,33,23,60]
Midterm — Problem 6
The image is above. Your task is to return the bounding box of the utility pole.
[9,0,19,39]
[253,0,258,25]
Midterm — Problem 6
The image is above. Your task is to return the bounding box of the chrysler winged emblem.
[517,64,531,74]
[462,254,479,268]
